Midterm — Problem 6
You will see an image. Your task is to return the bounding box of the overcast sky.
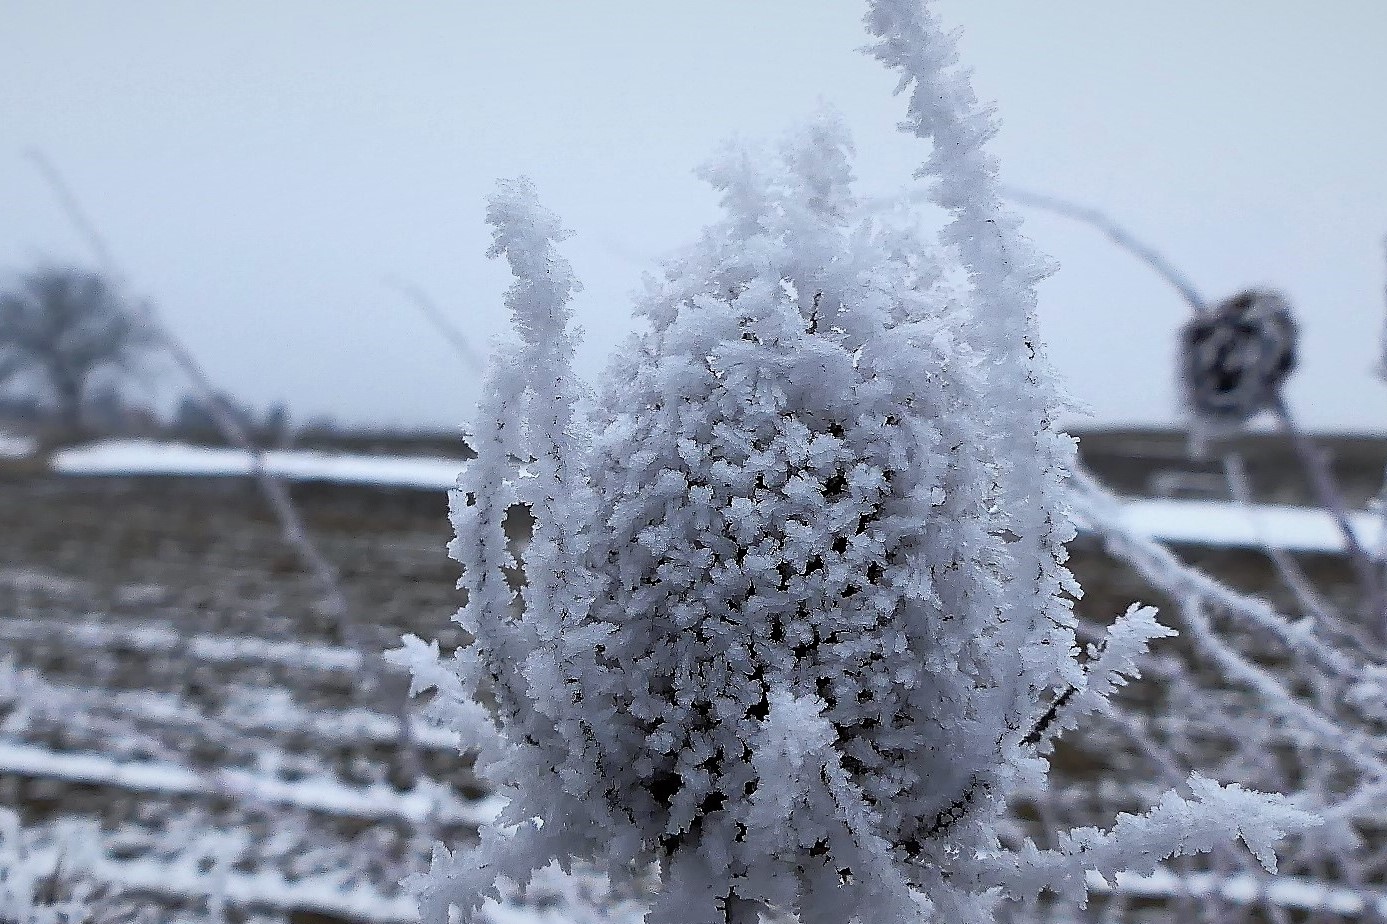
[2,2,1385,434]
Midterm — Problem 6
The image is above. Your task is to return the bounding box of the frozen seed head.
[1180,289,1298,427]
[419,108,1081,924]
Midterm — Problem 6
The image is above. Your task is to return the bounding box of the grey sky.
[2,2,1384,433]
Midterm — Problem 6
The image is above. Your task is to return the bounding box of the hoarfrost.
[398,2,1316,921]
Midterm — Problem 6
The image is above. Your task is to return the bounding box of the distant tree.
[81,381,157,436]
[170,392,246,443]
[0,265,152,433]
[261,400,293,447]
[168,392,291,447]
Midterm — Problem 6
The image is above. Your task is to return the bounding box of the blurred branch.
[27,150,420,782]
[24,151,119,276]
[1271,394,1384,626]
[383,274,483,372]
[1378,236,1387,386]
[1002,186,1208,312]
[1220,451,1347,634]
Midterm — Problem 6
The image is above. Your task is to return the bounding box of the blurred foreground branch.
[26,150,419,783]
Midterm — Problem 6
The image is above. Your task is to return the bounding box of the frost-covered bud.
[412,106,1083,924]
[1179,289,1298,426]
[401,3,1305,922]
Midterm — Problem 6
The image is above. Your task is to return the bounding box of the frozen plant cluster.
[394,1,1315,922]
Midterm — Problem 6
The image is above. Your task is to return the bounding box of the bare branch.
[383,274,484,372]
[1270,395,1385,631]
[24,151,120,275]
[1001,186,1209,312]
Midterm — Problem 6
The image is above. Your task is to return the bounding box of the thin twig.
[383,274,484,371]
[1002,186,1209,312]
[1271,395,1384,630]
[1220,452,1343,629]
[27,150,420,783]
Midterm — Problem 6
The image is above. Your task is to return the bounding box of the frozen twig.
[1002,186,1207,312]
[1220,452,1343,631]
[383,274,484,372]
[1073,472,1387,815]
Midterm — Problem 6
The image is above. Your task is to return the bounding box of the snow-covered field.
[46,439,1386,555]
[52,439,469,492]
[0,474,637,923]
[1,446,1381,921]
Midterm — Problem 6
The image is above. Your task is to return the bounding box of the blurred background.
[2,1,1384,436]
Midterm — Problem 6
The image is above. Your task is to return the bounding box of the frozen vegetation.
[3,1,1385,923]
[391,2,1333,922]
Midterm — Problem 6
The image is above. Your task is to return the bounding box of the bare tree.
[0,265,151,433]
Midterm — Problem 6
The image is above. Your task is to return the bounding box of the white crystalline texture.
[423,114,1079,924]
[401,2,1316,921]
[580,115,1063,885]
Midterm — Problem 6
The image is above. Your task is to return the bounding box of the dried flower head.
[1179,289,1298,426]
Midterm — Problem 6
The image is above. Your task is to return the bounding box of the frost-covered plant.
[1178,289,1298,429]
[395,2,1314,922]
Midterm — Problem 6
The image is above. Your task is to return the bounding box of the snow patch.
[52,439,466,491]
[1095,498,1383,555]
[0,430,37,459]
[46,439,1383,555]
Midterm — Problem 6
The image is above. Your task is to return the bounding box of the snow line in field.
[19,841,423,924]
[20,830,1383,922]
[0,615,366,673]
[1081,498,1383,556]
[0,660,462,755]
[20,837,641,924]
[1088,868,1387,916]
[49,439,1383,553]
[0,741,503,828]
[52,439,468,491]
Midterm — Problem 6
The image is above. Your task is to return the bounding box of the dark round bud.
[1179,289,1298,426]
